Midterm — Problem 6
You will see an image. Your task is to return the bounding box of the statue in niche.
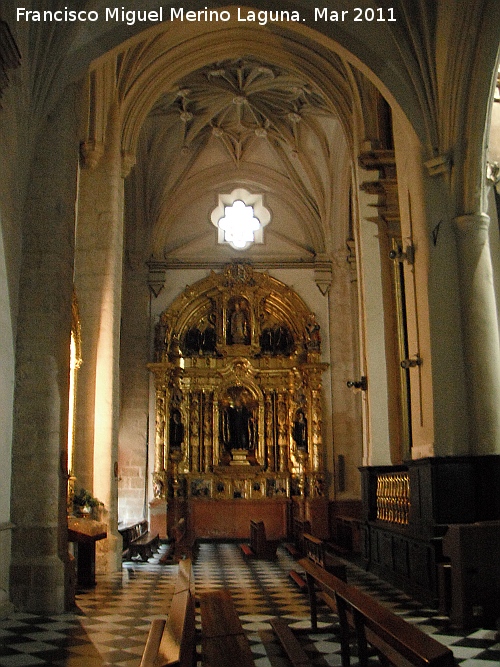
[201,325,216,353]
[274,325,294,355]
[292,409,308,452]
[169,409,184,451]
[260,327,274,353]
[221,390,257,451]
[184,324,217,355]
[184,327,202,355]
[153,475,164,499]
[229,300,250,344]
[305,313,321,350]
[260,323,294,356]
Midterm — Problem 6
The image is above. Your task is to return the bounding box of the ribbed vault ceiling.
[149,59,332,162]
[129,57,351,263]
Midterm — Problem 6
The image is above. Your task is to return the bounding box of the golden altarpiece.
[148,264,328,541]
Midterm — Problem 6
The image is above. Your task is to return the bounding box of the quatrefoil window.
[211,189,270,250]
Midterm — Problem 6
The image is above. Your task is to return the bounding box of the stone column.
[454,213,500,453]
[74,101,125,573]
[10,86,79,613]
[356,183,391,465]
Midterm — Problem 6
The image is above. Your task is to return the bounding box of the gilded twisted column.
[190,393,201,472]
[277,391,288,472]
[265,392,275,471]
[203,392,213,472]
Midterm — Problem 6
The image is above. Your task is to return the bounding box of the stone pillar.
[356,184,391,465]
[454,213,500,453]
[74,101,125,573]
[9,86,79,613]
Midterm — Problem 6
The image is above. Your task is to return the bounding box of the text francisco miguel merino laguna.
[16,6,397,25]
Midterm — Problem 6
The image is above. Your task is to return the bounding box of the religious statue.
[153,475,164,498]
[229,300,249,344]
[169,409,184,450]
[292,410,308,452]
[305,313,321,350]
[201,325,217,353]
[222,397,255,450]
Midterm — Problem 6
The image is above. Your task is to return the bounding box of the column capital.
[121,151,136,178]
[80,140,104,170]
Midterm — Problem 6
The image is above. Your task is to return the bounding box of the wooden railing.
[376,471,410,525]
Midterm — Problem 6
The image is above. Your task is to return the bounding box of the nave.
[0,544,499,667]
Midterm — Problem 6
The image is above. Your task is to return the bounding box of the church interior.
[1,1,500,664]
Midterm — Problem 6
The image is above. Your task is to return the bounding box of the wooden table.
[68,517,107,587]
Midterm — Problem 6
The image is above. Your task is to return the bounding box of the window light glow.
[211,188,270,250]
[218,200,261,249]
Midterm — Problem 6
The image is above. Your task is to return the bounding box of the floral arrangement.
[72,488,103,513]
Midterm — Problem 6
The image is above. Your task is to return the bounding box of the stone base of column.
[0,589,14,616]
[96,531,123,574]
[149,498,167,539]
[10,555,67,614]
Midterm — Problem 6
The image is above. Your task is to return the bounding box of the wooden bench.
[120,520,160,562]
[303,533,346,580]
[298,557,455,667]
[289,569,308,592]
[250,519,279,559]
[139,558,196,667]
[200,589,255,667]
[285,519,312,559]
[331,515,363,555]
[294,519,312,555]
[269,617,312,667]
[240,520,279,559]
[289,533,347,593]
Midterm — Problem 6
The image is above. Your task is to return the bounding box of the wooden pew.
[297,557,455,667]
[240,520,279,559]
[250,519,279,559]
[294,519,311,556]
[120,520,160,562]
[331,515,362,555]
[139,558,196,667]
[200,589,255,667]
[285,518,311,559]
[289,533,346,592]
[303,533,347,580]
[269,617,312,667]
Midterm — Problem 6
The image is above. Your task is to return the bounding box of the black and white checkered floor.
[0,542,499,666]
